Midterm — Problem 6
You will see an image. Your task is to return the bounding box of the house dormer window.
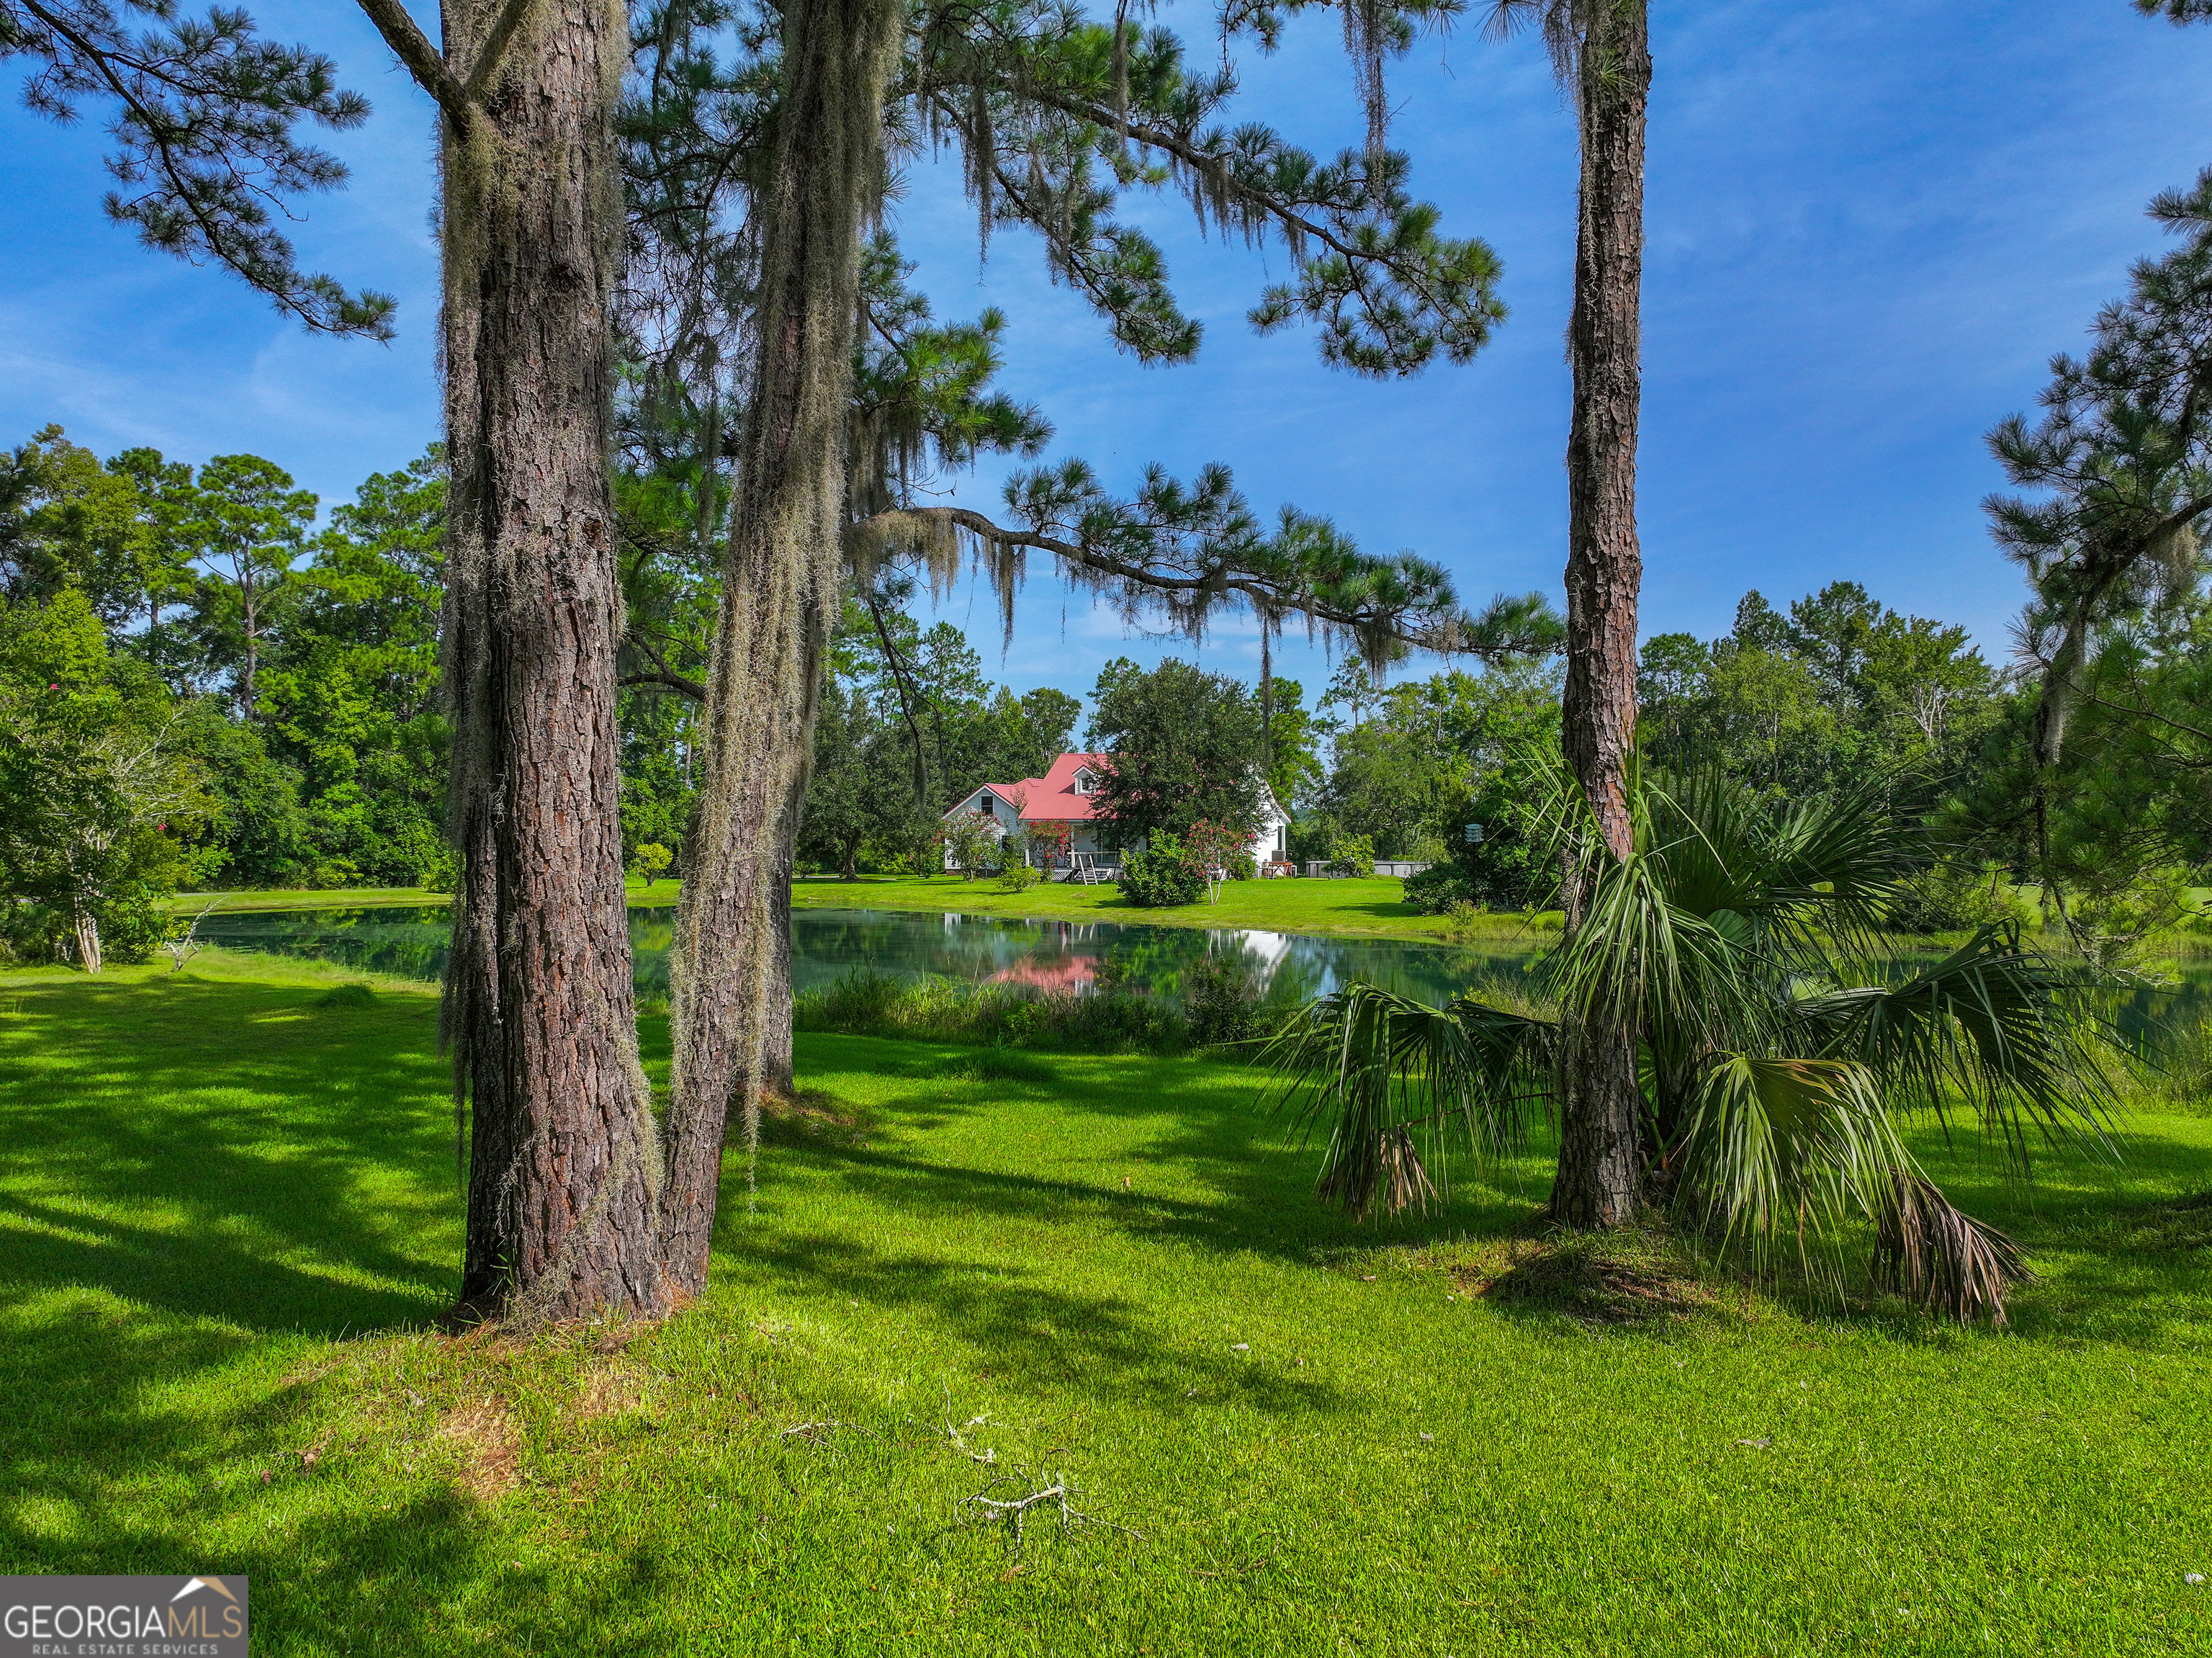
[1073,768,1094,795]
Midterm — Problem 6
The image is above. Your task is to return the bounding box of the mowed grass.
[1,956,2208,1655]
[789,871,1549,943]
[160,874,1503,943]
[163,877,683,914]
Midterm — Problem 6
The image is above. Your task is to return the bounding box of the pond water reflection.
[196,902,1546,1008]
[193,902,2211,1050]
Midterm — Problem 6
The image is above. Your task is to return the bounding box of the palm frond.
[1641,771,1768,922]
[1673,1052,2033,1323]
[1642,769,1903,960]
[1794,923,2116,1167]
[1756,773,1909,952]
[1262,982,1555,1219]
[1555,844,1766,1047]
[1671,1052,1900,1262]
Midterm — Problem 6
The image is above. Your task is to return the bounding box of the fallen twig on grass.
[956,1466,1144,1560]
[941,1384,997,1466]
[940,1389,1141,1558]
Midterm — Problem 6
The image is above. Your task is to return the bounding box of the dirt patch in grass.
[571,1363,651,1424]
[1448,1237,1724,1330]
[440,1399,521,1501]
[755,1088,879,1150]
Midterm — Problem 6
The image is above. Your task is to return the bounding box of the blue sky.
[1,0,2208,711]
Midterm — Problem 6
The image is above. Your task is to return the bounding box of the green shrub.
[1328,833,1375,879]
[1182,952,1267,1047]
[995,863,1042,893]
[96,892,174,965]
[0,887,169,967]
[418,840,461,893]
[0,899,67,965]
[1227,851,1258,881]
[1120,831,1205,907]
[1439,899,1483,938]
[1403,863,1478,915]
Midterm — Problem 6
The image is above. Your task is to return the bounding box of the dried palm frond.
[1874,1174,2032,1327]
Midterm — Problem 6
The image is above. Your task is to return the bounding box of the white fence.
[1302,860,1434,879]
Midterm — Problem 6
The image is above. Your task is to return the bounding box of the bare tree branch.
[354,0,475,134]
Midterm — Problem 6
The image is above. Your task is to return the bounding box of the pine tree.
[657,0,1552,1303]
[347,0,673,1319]
[1486,0,1653,1228]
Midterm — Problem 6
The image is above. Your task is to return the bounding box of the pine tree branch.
[19,0,390,335]
[854,504,1544,658]
[619,668,709,700]
[354,0,475,134]
[932,76,1421,288]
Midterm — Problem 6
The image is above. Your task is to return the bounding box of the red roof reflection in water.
[987,956,1100,993]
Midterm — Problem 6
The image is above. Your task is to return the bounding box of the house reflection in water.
[988,955,1102,993]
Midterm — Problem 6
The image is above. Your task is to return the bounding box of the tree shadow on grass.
[0,973,459,1335]
[791,1030,1553,1258]
[732,1229,1349,1415]
[785,1035,2211,1354]
[0,1307,691,1652]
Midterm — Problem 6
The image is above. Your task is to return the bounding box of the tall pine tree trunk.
[439,0,669,1320]
[662,0,903,1295]
[1549,0,1650,1230]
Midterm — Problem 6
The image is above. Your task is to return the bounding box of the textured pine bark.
[1550,0,1650,1231]
[662,0,904,1295]
[439,0,669,1320]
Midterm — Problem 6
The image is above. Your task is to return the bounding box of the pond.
[193,902,1545,1010]
[191,902,2211,1050]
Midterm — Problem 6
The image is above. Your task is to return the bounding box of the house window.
[1073,768,1093,794]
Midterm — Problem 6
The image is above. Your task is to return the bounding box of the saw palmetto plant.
[1266,768,2121,1324]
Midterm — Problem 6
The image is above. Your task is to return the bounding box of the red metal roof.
[986,752,1111,823]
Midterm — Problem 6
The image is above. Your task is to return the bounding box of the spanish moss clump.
[663,0,907,1294]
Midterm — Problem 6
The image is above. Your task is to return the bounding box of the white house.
[942,752,1290,871]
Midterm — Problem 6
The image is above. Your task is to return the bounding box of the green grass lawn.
[3,954,2208,1654]
[788,871,1550,943]
[163,878,685,914]
[162,873,1539,942]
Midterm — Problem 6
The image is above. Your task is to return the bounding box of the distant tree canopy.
[1306,657,1563,863]
[0,431,446,931]
[1085,658,1268,851]
[0,586,206,969]
[19,412,2212,960]
[795,600,1082,877]
[1637,581,2002,798]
